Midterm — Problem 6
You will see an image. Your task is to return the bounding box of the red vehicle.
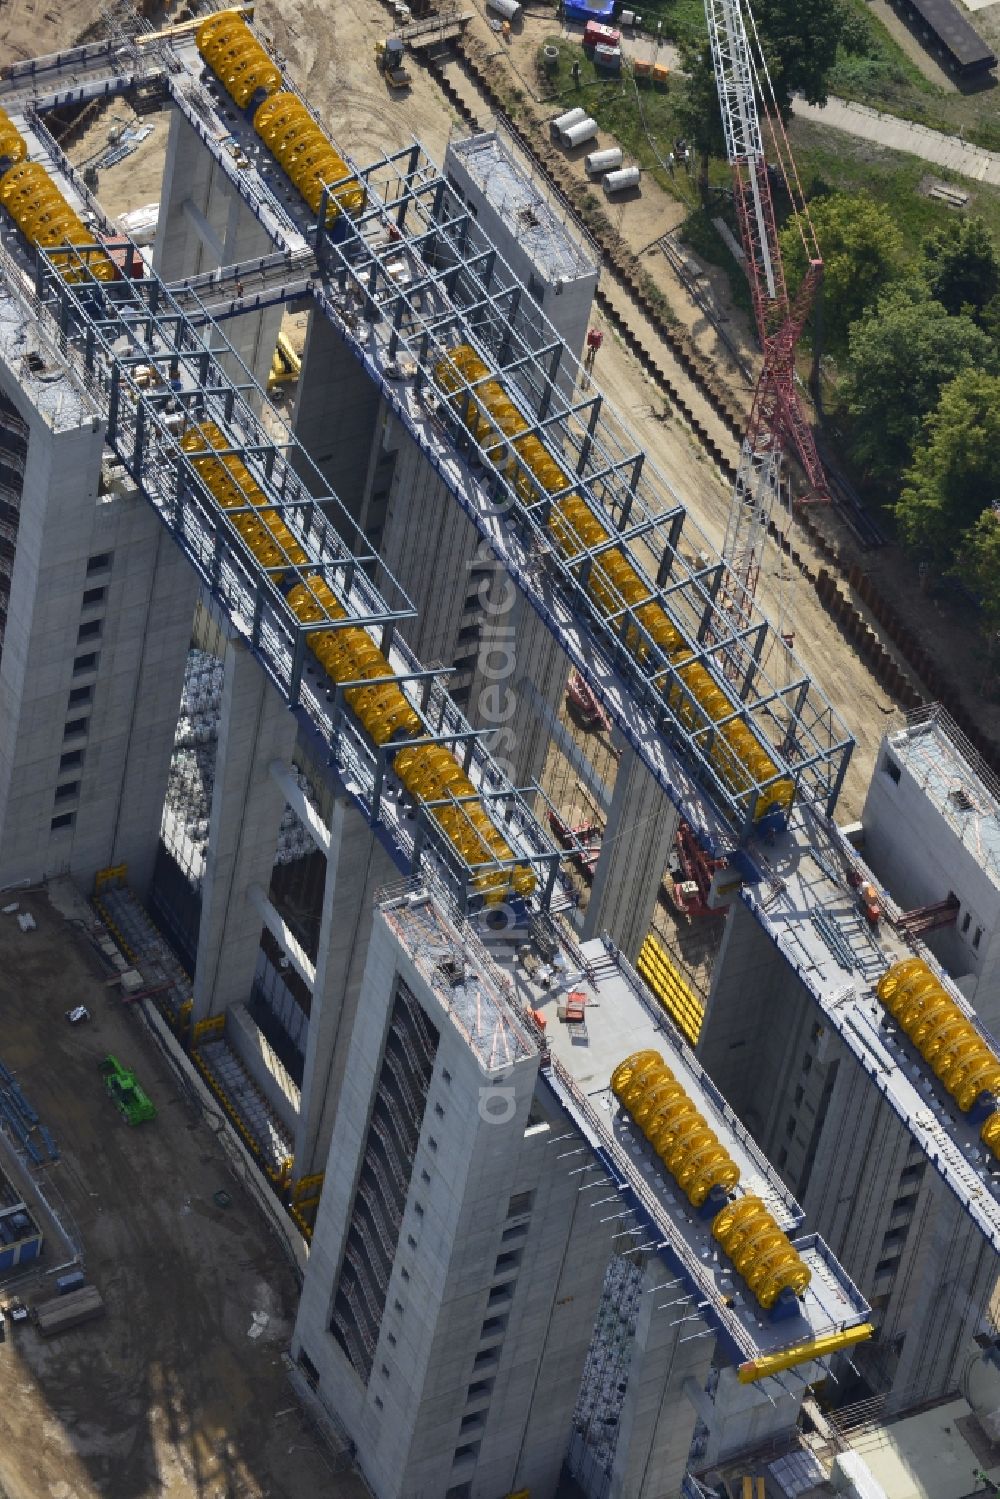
[566,670,610,731]
[583,20,621,48]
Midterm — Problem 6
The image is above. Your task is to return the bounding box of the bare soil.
[0,885,366,1499]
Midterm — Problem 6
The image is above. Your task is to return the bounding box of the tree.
[921,217,1000,319]
[896,369,1000,559]
[780,193,904,353]
[755,0,845,112]
[675,42,726,200]
[844,286,996,486]
[960,508,1000,631]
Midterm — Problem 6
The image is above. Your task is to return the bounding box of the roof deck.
[447,130,598,284]
[886,704,1000,888]
[520,933,870,1370]
[380,887,537,1072]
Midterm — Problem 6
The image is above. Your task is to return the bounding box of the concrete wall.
[153,108,283,391]
[862,734,1000,1026]
[0,387,195,895]
[291,311,382,522]
[294,906,616,1499]
[444,136,598,373]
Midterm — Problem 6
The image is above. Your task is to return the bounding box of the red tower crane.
[704,0,829,635]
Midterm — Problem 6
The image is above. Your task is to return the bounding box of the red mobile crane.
[704,0,830,635]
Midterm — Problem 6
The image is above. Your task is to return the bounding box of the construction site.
[0,1,998,1498]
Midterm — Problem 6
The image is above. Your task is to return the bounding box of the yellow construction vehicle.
[375,37,412,90]
[268,331,301,389]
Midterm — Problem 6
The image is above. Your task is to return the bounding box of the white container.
[551,106,586,140]
[561,115,599,148]
[487,0,522,19]
[593,42,622,69]
[621,8,635,23]
[602,164,641,195]
[585,146,623,177]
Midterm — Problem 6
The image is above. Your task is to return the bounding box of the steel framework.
[0,211,568,912]
[705,0,828,634]
[316,140,853,840]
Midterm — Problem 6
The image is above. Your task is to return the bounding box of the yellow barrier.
[611,1049,739,1208]
[195,12,281,109]
[712,1195,811,1310]
[254,93,365,222]
[195,15,365,226]
[286,572,534,901]
[0,159,117,282]
[434,346,793,825]
[0,107,27,167]
[737,1321,874,1383]
[181,422,533,902]
[637,933,705,1045]
[877,958,1000,1118]
[612,1047,809,1308]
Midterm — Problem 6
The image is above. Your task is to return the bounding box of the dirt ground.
[0,884,366,1499]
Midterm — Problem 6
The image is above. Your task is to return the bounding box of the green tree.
[780,193,904,353]
[756,0,845,112]
[896,369,1000,558]
[960,508,1000,630]
[676,42,726,199]
[921,217,1000,318]
[844,286,996,486]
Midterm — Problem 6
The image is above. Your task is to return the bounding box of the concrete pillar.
[475,582,569,794]
[192,638,297,1022]
[378,429,482,670]
[105,525,200,897]
[611,1260,715,1499]
[291,310,382,520]
[582,741,679,960]
[153,108,283,392]
[294,798,397,1175]
[701,1364,805,1468]
[0,382,196,894]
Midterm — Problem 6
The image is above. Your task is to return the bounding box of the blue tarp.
[565,0,616,21]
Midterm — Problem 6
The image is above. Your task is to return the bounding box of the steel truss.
[318,141,853,838]
[3,216,567,911]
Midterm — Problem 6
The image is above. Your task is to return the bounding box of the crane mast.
[704,0,829,635]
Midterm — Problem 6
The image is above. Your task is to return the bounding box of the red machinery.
[583,20,621,48]
[704,0,830,640]
[566,670,610,731]
[666,820,726,918]
[548,809,602,879]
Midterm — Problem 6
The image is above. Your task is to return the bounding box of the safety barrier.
[0,108,116,283]
[612,1047,810,1310]
[195,14,365,225]
[637,933,705,1045]
[877,958,1000,1157]
[180,421,534,903]
[434,344,794,827]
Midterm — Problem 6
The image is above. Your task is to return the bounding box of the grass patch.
[539,36,728,207]
[789,116,1000,253]
[828,0,936,103]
